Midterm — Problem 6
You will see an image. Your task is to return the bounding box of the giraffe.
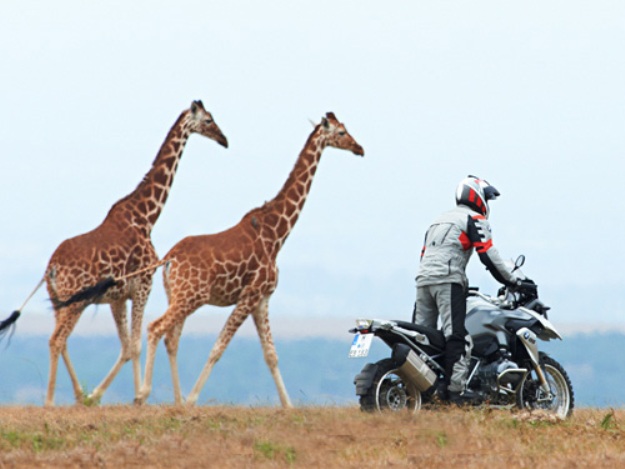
[136,112,364,407]
[0,100,228,406]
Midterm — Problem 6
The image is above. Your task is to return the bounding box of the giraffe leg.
[61,346,83,402]
[164,320,186,405]
[136,317,162,405]
[185,292,261,406]
[88,300,130,403]
[46,304,84,407]
[137,302,196,405]
[129,278,152,399]
[252,296,293,408]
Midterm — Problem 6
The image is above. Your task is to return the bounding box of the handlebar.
[467,289,515,309]
[468,282,549,316]
[516,279,538,292]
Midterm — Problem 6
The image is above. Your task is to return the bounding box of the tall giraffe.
[136,112,364,407]
[0,100,228,406]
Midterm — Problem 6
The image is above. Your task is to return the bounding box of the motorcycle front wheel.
[516,353,574,419]
[359,358,422,413]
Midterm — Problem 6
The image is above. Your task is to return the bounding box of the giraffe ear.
[321,117,330,129]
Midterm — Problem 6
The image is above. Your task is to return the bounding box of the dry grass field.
[0,405,623,468]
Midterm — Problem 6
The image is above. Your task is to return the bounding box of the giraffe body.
[42,100,228,406]
[137,112,364,407]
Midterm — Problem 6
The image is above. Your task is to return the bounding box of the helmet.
[455,175,500,218]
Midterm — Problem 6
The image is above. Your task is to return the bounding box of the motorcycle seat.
[393,320,446,351]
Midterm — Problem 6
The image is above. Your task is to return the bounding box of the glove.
[516,278,538,295]
[518,277,534,285]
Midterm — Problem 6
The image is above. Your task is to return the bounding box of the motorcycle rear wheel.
[359,358,422,413]
[516,353,574,418]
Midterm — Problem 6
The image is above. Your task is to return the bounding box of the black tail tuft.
[0,310,21,344]
[52,277,118,309]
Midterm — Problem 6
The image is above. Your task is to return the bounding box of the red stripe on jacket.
[458,231,471,250]
[474,239,493,254]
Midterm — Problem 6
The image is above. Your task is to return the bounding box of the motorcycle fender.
[354,363,378,396]
[517,327,553,395]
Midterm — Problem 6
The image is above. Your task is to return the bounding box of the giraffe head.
[187,100,229,148]
[318,112,364,156]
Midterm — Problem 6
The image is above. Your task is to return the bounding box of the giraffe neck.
[260,127,326,253]
[104,111,193,235]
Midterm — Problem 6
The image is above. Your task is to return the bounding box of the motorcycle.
[348,255,574,418]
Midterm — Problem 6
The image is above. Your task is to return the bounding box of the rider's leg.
[434,283,473,391]
[414,285,439,328]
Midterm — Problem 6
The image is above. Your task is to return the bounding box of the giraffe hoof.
[82,394,100,407]
[134,397,146,406]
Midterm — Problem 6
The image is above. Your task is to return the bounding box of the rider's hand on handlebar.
[518,278,536,288]
[515,277,534,286]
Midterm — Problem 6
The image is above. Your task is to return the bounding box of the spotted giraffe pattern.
[137,112,364,407]
[43,100,228,406]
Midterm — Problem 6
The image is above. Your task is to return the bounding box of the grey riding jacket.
[416,205,520,289]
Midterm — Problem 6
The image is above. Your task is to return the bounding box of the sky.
[1,1,625,339]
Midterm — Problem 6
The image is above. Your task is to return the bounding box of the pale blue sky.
[1,1,624,336]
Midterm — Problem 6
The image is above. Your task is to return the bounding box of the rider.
[413,175,524,405]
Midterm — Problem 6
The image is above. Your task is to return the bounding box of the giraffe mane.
[103,111,189,222]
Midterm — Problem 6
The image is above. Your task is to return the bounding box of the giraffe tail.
[0,310,21,339]
[52,259,169,310]
[0,276,46,340]
[52,277,118,310]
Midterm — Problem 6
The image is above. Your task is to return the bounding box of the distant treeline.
[0,333,621,407]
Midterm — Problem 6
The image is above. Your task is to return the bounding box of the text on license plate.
[348,333,373,358]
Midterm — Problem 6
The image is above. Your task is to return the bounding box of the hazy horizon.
[2,2,625,342]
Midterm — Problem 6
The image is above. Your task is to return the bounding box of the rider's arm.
[466,214,520,287]
[419,230,428,259]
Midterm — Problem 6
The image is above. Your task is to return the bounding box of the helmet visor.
[483,184,500,201]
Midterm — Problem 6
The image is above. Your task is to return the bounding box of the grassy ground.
[0,405,623,468]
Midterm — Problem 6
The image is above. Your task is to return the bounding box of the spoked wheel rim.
[375,369,421,413]
[521,364,571,418]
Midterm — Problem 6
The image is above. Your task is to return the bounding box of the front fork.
[517,328,553,398]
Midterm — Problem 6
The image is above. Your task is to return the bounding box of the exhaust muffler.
[392,343,437,392]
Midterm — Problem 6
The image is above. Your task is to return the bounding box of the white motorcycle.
[348,256,574,418]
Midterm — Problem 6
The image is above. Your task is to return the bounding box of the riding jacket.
[416,205,520,289]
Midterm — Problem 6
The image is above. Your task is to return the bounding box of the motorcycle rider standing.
[413,175,523,405]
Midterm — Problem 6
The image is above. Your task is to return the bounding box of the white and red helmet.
[455,175,500,218]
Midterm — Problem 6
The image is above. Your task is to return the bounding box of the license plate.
[348,333,373,358]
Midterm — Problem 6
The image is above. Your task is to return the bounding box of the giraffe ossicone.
[136,112,364,407]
